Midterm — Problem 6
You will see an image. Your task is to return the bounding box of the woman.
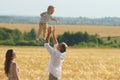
[4,49,20,80]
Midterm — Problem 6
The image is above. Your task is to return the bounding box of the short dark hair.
[60,42,68,53]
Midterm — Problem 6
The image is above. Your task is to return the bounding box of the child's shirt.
[40,11,52,23]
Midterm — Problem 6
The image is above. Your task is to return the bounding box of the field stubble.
[0,47,120,80]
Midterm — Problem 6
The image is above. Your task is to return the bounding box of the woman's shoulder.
[11,61,16,66]
[11,62,17,69]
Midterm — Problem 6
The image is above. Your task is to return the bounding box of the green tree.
[12,29,23,41]
[107,36,111,41]
[24,29,36,40]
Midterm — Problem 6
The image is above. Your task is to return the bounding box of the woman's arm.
[12,63,19,80]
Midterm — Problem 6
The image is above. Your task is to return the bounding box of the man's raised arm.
[44,26,55,55]
[52,26,58,45]
[44,26,51,43]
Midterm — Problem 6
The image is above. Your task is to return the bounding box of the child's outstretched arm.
[51,18,57,23]
[40,12,45,16]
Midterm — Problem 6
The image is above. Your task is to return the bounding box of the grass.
[0,46,120,80]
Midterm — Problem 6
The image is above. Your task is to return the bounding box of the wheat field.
[0,23,120,37]
[0,23,120,80]
[0,46,120,80]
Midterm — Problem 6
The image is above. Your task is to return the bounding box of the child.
[36,5,57,44]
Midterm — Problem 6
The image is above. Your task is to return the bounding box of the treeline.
[58,32,120,48]
[0,28,120,48]
[58,32,103,46]
[0,28,37,46]
[1,16,120,26]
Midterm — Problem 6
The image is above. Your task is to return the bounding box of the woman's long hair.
[4,49,13,76]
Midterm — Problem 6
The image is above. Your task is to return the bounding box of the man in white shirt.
[44,26,68,80]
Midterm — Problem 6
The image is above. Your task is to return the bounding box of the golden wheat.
[0,47,120,80]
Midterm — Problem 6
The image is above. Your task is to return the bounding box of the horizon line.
[0,15,120,19]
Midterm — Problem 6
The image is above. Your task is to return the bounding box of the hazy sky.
[0,0,120,18]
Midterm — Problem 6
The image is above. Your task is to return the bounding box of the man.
[44,26,68,80]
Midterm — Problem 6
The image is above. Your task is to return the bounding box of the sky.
[0,0,120,18]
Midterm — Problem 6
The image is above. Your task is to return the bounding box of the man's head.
[47,5,54,15]
[57,42,68,53]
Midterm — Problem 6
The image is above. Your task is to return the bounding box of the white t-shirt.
[40,11,52,23]
[44,43,65,79]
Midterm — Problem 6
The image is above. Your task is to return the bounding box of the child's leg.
[43,24,47,40]
[36,23,43,40]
